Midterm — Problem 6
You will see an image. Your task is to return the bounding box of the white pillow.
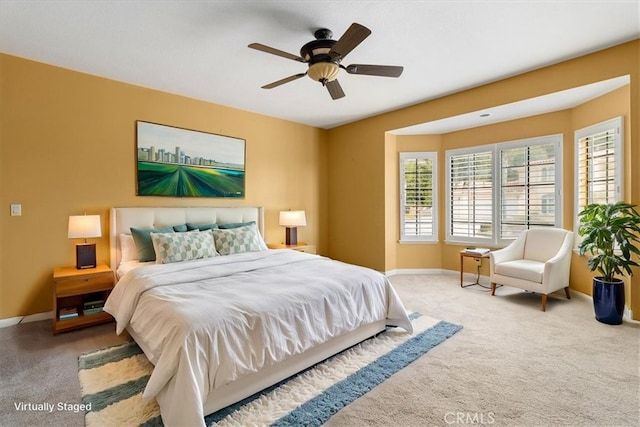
[211,223,268,255]
[150,230,219,264]
[120,234,138,262]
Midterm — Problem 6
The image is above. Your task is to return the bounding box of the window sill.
[398,239,438,245]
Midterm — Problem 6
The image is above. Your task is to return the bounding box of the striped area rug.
[78,314,462,426]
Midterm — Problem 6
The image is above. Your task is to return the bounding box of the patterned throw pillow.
[211,223,267,255]
[150,230,218,264]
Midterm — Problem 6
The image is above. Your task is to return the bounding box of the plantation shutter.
[449,151,493,239]
[500,143,556,239]
[400,153,436,241]
[577,125,620,211]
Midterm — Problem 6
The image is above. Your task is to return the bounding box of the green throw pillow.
[186,223,220,231]
[130,226,175,262]
[218,221,256,229]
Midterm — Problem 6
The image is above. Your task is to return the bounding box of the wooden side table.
[267,242,317,254]
[459,250,491,288]
[52,264,114,334]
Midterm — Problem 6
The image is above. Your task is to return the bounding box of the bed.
[105,206,413,427]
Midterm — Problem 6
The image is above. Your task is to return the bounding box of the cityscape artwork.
[136,121,245,198]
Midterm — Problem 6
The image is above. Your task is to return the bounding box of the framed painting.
[135,121,245,198]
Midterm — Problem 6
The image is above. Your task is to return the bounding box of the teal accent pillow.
[218,221,256,229]
[186,223,220,231]
[130,226,175,262]
[173,224,188,232]
[150,230,218,264]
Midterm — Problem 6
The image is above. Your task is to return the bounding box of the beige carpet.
[1,273,638,427]
[327,274,640,427]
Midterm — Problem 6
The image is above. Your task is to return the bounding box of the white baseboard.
[385,268,491,286]
[385,268,443,277]
[0,311,52,328]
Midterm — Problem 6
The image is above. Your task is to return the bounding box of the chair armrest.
[542,232,574,290]
[490,233,526,267]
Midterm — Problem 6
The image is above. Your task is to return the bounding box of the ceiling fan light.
[307,62,340,83]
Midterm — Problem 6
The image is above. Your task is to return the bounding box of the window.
[447,149,493,242]
[446,135,562,245]
[499,140,559,240]
[400,152,437,242]
[575,117,623,234]
[575,117,623,211]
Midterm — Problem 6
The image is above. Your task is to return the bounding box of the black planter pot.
[593,277,625,325]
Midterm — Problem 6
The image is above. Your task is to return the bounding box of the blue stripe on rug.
[81,375,151,412]
[271,320,462,427]
[140,414,163,427]
[79,341,143,370]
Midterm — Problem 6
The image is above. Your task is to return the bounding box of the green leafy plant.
[578,202,640,282]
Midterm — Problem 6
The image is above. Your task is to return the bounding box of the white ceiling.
[1,1,638,130]
[391,75,631,134]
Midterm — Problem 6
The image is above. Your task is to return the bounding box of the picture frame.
[135,121,245,198]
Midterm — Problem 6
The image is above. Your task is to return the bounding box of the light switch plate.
[10,204,21,216]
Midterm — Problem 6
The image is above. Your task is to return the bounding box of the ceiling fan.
[248,23,404,100]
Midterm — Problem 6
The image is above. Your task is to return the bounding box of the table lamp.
[68,214,102,269]
[279,210,306,245]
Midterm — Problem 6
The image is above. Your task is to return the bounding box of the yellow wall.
[328,40,639,318]
[391,87,630,279]
[385,134,443,271]
[327,119,387,268]
[0,54,328,319]
[570,86,632,300]
[1,40,639,320]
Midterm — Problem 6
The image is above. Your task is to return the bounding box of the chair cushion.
[494,259,544,283]
[523,228,569,263]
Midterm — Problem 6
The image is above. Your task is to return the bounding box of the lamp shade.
[279,210,307,227]
[68,215,102,239]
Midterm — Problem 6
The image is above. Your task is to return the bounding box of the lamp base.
[285,227,298,246]
[76,243,97,269]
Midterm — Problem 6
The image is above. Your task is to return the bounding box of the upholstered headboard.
[110,206,264,272]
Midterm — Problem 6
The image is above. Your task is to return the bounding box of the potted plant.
[577,202,640,324]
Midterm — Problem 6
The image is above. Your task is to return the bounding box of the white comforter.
[104,249,412,427]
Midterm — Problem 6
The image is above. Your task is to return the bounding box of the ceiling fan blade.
[345,64,404,78]
[329,23,371,59]
[326,79,345,100]
[262,73,307,89]
[248,43,305,63]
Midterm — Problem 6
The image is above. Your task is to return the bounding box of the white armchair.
[490,228,574,311]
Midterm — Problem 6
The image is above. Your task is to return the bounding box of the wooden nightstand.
[267,242,317,254]
[52,264,114,334]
